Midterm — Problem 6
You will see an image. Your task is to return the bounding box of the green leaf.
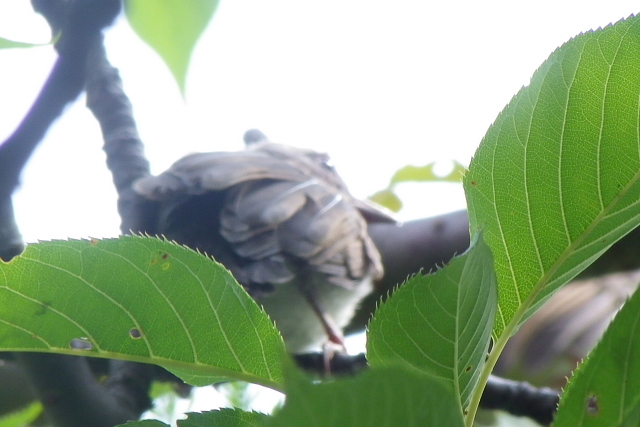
[368,189,403,212]
[116,421,169,427]
[124,0,218,94]
[552,285,640,427]
[464,14,640,339]
[0,401,43,427]
[180,409,270,426]
[390,161,466,185]
[0,236,285,390]
[367,233,497,414]
[269,364,465,427]
[0,36,49,50]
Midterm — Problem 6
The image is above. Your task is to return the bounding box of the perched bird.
[495,269,640,388]
[133,130,393,354]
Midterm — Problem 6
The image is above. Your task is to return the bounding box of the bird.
[133,130,394,355]
[494,269,640,388]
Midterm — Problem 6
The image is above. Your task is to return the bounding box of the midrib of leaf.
[484,140,640,406]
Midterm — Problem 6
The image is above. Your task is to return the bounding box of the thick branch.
[84,42,152,234]
[347,210,471,333]
[17,354,151,427]
[7,3,154,427]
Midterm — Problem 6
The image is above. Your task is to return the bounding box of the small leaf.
[464,14,640,339]
[390,161,466,185]
[116,421,168,427]
[0,236,286,390]
[124,0,219,94]
[368,189,403,212]
[553,286,640,427]
[367,233,497,413]
[0,401,43,427]
[180,409,269,427]
[0,36,48,49]
[268,364,465,427]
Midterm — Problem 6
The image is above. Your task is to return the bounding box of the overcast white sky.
[1,1,639,243]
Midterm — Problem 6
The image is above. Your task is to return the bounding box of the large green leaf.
[553,285,640,427]
[124,0,218,94]
[367,233,496,416]
[268,363,465,427]
[0,236,285,389]
[464,15,640,339]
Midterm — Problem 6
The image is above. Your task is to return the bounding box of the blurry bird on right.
[494,269,640,388]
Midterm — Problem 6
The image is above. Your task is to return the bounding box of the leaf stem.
[464,286,542,426]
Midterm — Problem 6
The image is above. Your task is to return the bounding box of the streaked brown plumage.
[495,269,640,388]
[133,130,392,353]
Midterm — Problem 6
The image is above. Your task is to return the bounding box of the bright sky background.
[1,1,640,421]
[1,1,639,243]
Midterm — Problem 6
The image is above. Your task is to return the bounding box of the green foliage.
[268,362,465,427]
[370,161,465,212]
[0,401,42,427]
[553,281,640,426]
[116,409,269,427]
[181,409,269,427]
[464,15,640,343]
[0,36,48,49]
[367,233,496,416]
[124,0,219,94]
[0,236,286,390]
[3,7,640,427]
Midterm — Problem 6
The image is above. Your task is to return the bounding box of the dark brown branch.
[347,210,471,333]
[481,375,558,425]
[84,42,152,234]
[17,354,152,427]
[8,2,154,427]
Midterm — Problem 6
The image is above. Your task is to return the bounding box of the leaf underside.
[367,233,497,413]
[464,14,640,339]
[0,236,285,389]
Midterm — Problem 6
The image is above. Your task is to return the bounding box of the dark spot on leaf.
[70,338,93,351]
[586,394,598,415]
[129,328,142,339]
[161,253,169,260]
[470,181,477,186]
[35,301,51,316]
[465,366,472,372]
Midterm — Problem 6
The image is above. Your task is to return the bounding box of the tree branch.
[5,2,155,427]
[84,41,152,234]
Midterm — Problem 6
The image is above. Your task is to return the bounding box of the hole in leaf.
[70,338,93,351]
[586,394,598,415]
[129,328,142,339]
